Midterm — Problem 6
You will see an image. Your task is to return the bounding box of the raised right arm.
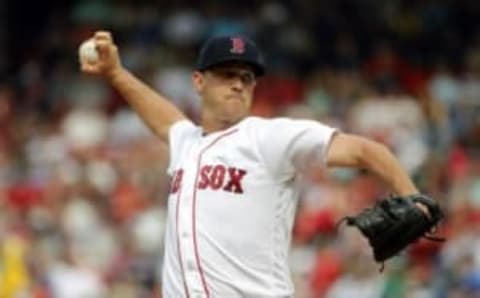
[80,31,187,143]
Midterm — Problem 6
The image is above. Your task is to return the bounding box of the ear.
[192,71,205,93]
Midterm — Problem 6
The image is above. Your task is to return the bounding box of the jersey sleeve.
[253,118,338,181]
[167,120,197,176]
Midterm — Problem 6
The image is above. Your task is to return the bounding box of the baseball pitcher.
[80,31,443,298]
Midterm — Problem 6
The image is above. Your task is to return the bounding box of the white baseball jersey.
[162,116,336,298]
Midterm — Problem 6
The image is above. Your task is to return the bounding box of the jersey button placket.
[186,146,205,295]
[180,193,196,284]
[180,197,195,276]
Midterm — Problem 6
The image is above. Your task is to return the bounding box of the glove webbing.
[335,214,445,272]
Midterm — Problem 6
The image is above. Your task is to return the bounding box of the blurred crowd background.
[1,0,480,297]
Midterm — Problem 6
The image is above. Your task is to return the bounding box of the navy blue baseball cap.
[195,35,266,77]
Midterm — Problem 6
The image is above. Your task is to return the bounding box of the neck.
[201,118,237,135]
[201,112,245,135]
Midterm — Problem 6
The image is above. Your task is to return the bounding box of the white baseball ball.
[79,39,99,63]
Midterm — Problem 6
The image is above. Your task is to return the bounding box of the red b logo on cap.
[230,37,245,54]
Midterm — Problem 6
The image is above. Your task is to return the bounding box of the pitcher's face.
[193,62,257,124]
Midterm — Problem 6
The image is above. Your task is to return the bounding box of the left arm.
[325,133,418,196]
[325,134,443,264]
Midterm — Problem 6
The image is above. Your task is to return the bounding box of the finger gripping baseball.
[342,194,444,263]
